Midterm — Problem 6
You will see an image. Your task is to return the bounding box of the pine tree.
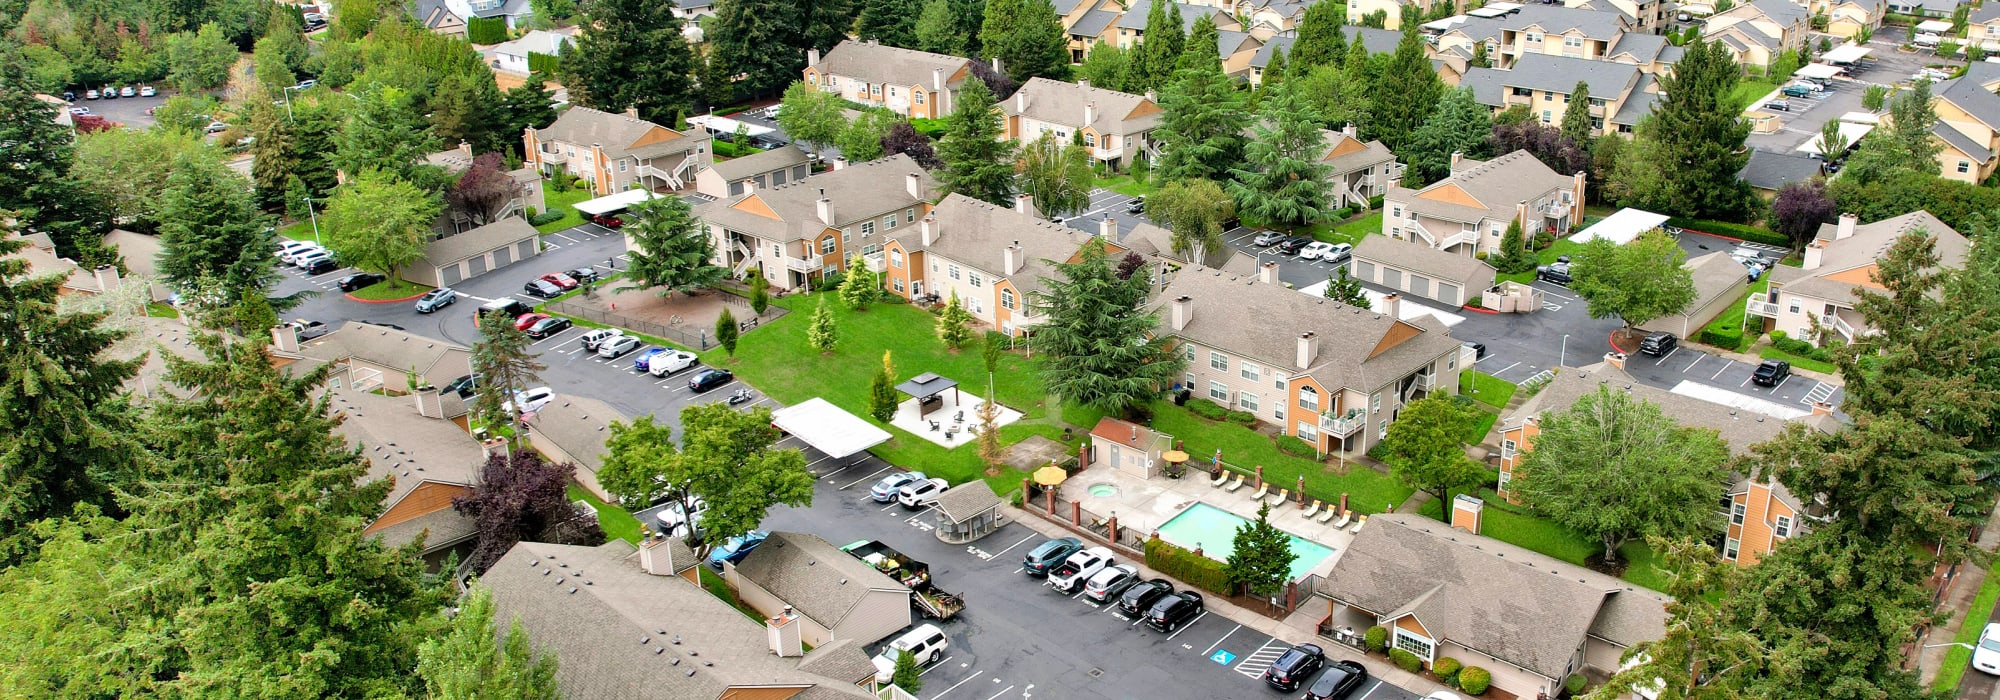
[807,296,839,354]
[916,0,970,56]
[157,151,272,296]
[936,290,977,349]
[1226,81,1330,227]
[1261,47,1288,88]
[429,71,506,155]
[857,0,924,47]
[1177,12,1218,72]
[713,0,826,97]
[980,0,1024,64]
[0,66,111,259]
[1019,131,1095,217]
[1470,40,1489,68]
[995,0,1072,82]
[1323,266,1370,308]
[1561,80,1594,144]
[1608,38,1750,219]
[1128,0,1186,91]
[1225,503,1297,598]
[500,72,559,151]
[1401,87,1491,186]
[976,388,1003,466]
[839,253,881,309]
[936,78,1018,205]
[1289,1,1347,69]
[868,350,899,422]
[332,85,439,185]
[322,169,441,285]
[891,649,926,694]
[1369,21,1443,153]
[618,194,727,298]
[749,273,770,315]
[1491,219,1536,274]
[1033,239,1187,414]
[471,307,547,447]
[1151,49,1249,183]
[716,308,740,357]
[563,0,699,124]
[416,587,562,699]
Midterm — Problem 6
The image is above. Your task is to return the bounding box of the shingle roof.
[1606,31,1668,63]
[698,155,934,242]
[1498,52,1640,98]
[732,532,909,630]
[1396,150,1575,224]
[483,541,876,699]
[708,144,811,182]
[1735,149,1824,191]
[1317,129,1397,175]
[368,507,478,552]
[1002,77,1162,136]
[1442,16,1506,44]
[1746,0,1810,24]
[1461,67,1508,107]
[1351,235,1498,289]
[295,322,473,387]
[325,387,485,548]
[890,193,1103,298]
[935,480,1002,522]
[1646,251,1757,336]
[1935,74,2000,132]
[1610,79,1660,126]
[1501,4,1629,38]
[1216,30,1260,61]
[1974,0,2000,22]
[1504,365,1798,454]
[425,216,538,266]
[797,639,879,686]
[1115,221,1261,276]
[1249,36,1293,69]
[812,40,973,89]
[1933,123,1993,162]
[1070,8,1121,37]
[1115,2,1225,31]
[1343,25,1402,54]
[524,394,622,472]
[1323,513,1670,680]
[1785,213,1971,305]
[533,106,705,162]
[1154,269,1462,393]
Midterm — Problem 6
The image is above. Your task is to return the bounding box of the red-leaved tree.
[882,121,943,170]
[1768,180,1837,251]
[446,152,522,226]
[454,450,604,574]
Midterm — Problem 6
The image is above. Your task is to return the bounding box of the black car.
[1536,262,1573,285]
[303,257,339,275]
[1639,331,1677,357]
[1274,237,1310,255]
[1302,660,1369,700]
[1125,197,1145,214]
[1022,537,1084,577]
[1462,341,1487,361]
[442,374,479,398]
[1752,359,1791,386]
[567,267,600,283]
[523,279,564,298]
[687,368,734,393]
[1117,578,1174,616]
[337,272,385,292]
[1263,643,1327,692]
[524,316,572,339]
[1145,591,1204,632]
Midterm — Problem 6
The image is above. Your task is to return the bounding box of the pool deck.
[1061,466,1360,580]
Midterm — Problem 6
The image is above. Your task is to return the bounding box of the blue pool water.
[1155,502,1335,581]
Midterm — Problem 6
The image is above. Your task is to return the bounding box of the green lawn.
[1463,408,1499,445]
[1935,557,2000,695]
[349,278,432,301]
[538,180,593,233]
[699,566,765,622]
[1760,346,1836,374]
[1418,487,1666,591]
[1701,277,1769,351]
[147,302,179,318]
[1729,79,1784,110]
[1494,238,1587,286]
[568,483,644,544]
[1143,401,1416,516]
[1097,174,1157,197]
[1459,370,1517,410]
[277,220,319,243]
[1326,211,1382,246]
[695,293,1051,493]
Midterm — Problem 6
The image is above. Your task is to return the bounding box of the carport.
[1797,121,1875,157]
[1822,44,1872,64]
[574,188,666,217]
[1568,208,1669,245]
[769,398,891,463]
[1916,19,1953,34]
[1793,63,1843,80]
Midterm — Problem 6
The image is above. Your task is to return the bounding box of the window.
[1299,385,1320,412]
[1274,404,1285,421]
[1394,630,1435,662]
[871,83,882,95]
[1497,469,1512,492]
[885,214,897,229]
[1724,537,1741,560]
[888,87,897,97]
[1501,439,1517,458]
[1271,371,1288,390]
[1239,392,1259,412]
[1447,352,1457,370]
[1210,352,1228,371]
[1775,515,1793,538]
[1185,345,1196,361]
[1959,160,1972,174]
[1511,87,1533,97]
[773,244,782,257]
[1296,422,1319,443]
[1542,109,1553,123]
[1391,205,1403,218]
[1209,381,1229,401]
[1526,31,1543,42]
[1001,289,1016,309]
[915,92,925,104]
[969,273,983,288]
[906,209,916,223]
[862,244,881,256]
[829,77,840,88]
[1788,299,1802,314]
[618,159,628,172]
[1241,362,1261,382]
[893,278,906,292]
[861,221,875,236]
[1731,502,1747,525]
[820,237,836,255]
[1370,393,1381,414]
[1085,134,1097,148]
[842,229,851,244]
[948,265,960,280]
[1564,35,1583,48]
[890,250,904,268]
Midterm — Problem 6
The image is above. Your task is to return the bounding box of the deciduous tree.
[1149,178,1234,265]
[1018,131,1095,218]
[596,415,680,506]
[1078,41,1133,92]
[163,24,235,93]
[1033,239,1187,414]
[453,451,605,574]
[937,78,1018,205]
[446,152,522,226]
[838,109,897,163]
[1767,180,1836,251]
[1378,395,1485,520]
[323,168,442,284]
[778,81,849,155]
[883,120,944,169]
[674,403,814,548]
[1568,229,1697,334]
[618,194,727,298]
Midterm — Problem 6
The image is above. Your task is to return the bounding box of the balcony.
[1745,297,1781,318]
[1538,200,1572,218]
[1412,373,1436,391]
[1436,229,1478,251]
[538,150,568,164]
[1830,312,1857,340]
[784,254,824,272]
[1320,409,1367,437]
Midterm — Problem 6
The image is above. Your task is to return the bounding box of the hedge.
[1274,434,1321,459]
[1434,657,1463,686]
[1667,216,1793,249]
[1700,326,1745,350]
[1142,537,1231,596]
[1769,331,1832,361]
[1390,649,1422,673]
[1364,625,1388,652]
[528,209,566,226]
[466,16,507,44]
[1185,398,1257,425]
[527,51,560,75]
[1459,666,1491,695]
[713,140,765,158]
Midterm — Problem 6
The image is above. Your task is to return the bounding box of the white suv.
[896,478,948,508]
[872,624,949,683]
[1299,242,1338,260]
[1048,546,1116,594]
[579,328,624,351]
[646,349,699,376]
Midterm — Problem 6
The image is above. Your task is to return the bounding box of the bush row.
[466,16,508,45]
[1769,330,1833,361]
[1142,537,1231,596]
[1700,326,1746,351]
[712,140,765,159]
[528,209,566,227]
[1184,398,1257,425]
[1666,216,1793,249]
[1274,434,1321,460]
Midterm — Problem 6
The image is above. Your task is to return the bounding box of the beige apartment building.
[1382,150,1585,257]
[1744,211,1969,347]
[696,155,937,291]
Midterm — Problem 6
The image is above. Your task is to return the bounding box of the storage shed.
[406,216,541,287]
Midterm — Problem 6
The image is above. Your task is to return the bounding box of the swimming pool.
[1155,502,1335,581]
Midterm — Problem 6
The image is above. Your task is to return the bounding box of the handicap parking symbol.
[1211,649,1236,665]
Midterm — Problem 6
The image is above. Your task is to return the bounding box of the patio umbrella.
[1033,463,1068,486]
[1161,450,1189,464]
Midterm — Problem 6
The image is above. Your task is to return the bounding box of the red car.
[590,214,625,229]
[514,312,550,331]
[539,272,579,290]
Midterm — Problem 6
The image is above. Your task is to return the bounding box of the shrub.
[1275,434,1321,459]
[527,51,561,75]
[466,16,508,44]
[1665,216,1793,248]
[1433,657,1463,685]
[528,209,566,226]
[1186,399,1231,421]
[1143,538,1232,595]
[1390,649,1422,672]
[1459,666,1491,695]
[1363,626,1388,652]
[525,206,538,218]
[1700,326,1744,350]
[1564,673,1587,695]
[814,271,845,292]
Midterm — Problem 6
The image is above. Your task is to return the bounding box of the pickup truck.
[1047,546,1116,594]
[841,540,964,619]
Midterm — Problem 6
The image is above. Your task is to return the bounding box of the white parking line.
[1684,354,1705,372]
[1166,611,1209,640]
[1740,374,1753,387]
[988,534,1036,559]
[842,465,895,489]
[1201,624,1243,655]
[1490,361,1521,376]
[1354,679,1386,700]
[1771,374,1792,392]
[1654,347,1678,364]
[919,656,953,676]
[553,232,583,243]
[1711,361,1732,380]
[983,686,1014,700]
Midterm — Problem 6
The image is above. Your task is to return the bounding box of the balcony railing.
[1413,373,1436,391]
[1436,229,1478,250]
[1320,409,1366,437]
[784,254,824,272]
[538,150,568,164]
[1830,312,1857,340]
[1745,298,1781,318]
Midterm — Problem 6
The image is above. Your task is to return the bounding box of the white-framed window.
[1542,109,1553,123]
[1085,134,1097,148]
[1564,35,1583,48]
[861,221,875,236]
[1394,629,1436,662]
[893,277,906,292]
[1526,31,1543,42]
[1240,392,1259,412]
[1272,371,1288,390]
[1274,404,1285,421]
[871,83,882,95]
[948,264,961,280]
[842,229,851,244]
[969,273,983,288]
[1209,351,1228,371]
[906,209,916,223]
[820,238,836,255]
[829,76,840,88]
[915,91,926,104]
[1370,393,1382,413]
[1959,160,1972,174]
[1296,422,1319,443]
[1185,345,1196,361]
[1724,537,1741,560]
[1379,420,1389,439]
[1775,515,1793,538]
[1001,289,1016,309]
[1299,385,1320,412]
[772,244,782,257]
[1391,205,1403,218]
[884,214,897,229]
[890,250,904,268]
[1731,502,1747,525]
[1241,362,1261,382]
[618,159,628,172]
[862,243,881,256]
[1447,352,1457,370]
[1209,381,1229,401]
[1497,469,1512,492]
[1788,299,1802,314]
[888,87,898,97]
[1501,439,1517,459]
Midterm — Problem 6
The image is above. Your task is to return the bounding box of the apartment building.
[1491,5,1635,67]
[882,193,1127,336]
[1114,2,1238,49]
[1459,53,1657,136]
[1744,211,1969,347]
[1246,26,1404,85]
[1318,125,1404,209]
[1382,150,1584,257]
[1156,270,1464,455]
[1807,0,1885,39]
[1702,0,1809,67]
[1347,0,1461,29]
[1065,0,1127,61]
[1565,0,1670,33]
[522,106,712,195]
[1969,3,2000,51]
[1000,78,1164,169]
[697,155,937,291]
[1928,62,2000,183]
[803,40,974,120]
[329,387,483,569]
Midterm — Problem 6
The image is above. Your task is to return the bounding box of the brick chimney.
[1802,239,1826,271]
[921,215,939,246]
[1835,212,1858,240]
[906,171,923,200]
[816,189,835,224]
[271,324,301,355]
[1451,494,1484,534]
[92,264,121,293]
[1013,192,1034,217]
[1259,261,1278,285]
[412,385,445,418]
[1003,240,1023,276]
[1380,293,1401,319]
[1098,216,1116,239]
[767,605,804,658]
[1296,331,1319,369]
[1170,295,1192,331]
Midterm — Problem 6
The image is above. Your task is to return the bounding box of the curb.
[345,289,430,304]
[1608,331,1631,355]
[1461,305,1499,315]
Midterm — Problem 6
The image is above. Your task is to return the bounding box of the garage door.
[1383,268,1402,290]
[493,247,512,268]
[441,265,463,286]
[1408,274,1431,297]
[1356,260,1376,281]
[469,256,488,277]
[518,239,537,261]
[1437,282,1460,304]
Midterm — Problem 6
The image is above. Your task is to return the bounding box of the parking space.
[68,87,180,129]
[1620,344,1844,416]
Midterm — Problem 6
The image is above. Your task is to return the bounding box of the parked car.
[1080,564,1140,603]
[277,240,318,263]
[654,496,706,537]
[596,335,642,358]
[632,347,669,372]
[1117,578,1174,615]
[503,386,554,414]
[1298,241,1338,260]
[290,248,331,268]
[302,257,339,275]
[1125,197,1145,214]
[138,85,155,97]
[579,328,624,351]
[1536,261,1573,285]
[705,530,769,571]
[896,477,950,508]
[645,349,699,376]
[1263,643,1327,692]
[414,287,457,313]
[514,312,551,331]
[1047,546,1116,594]
[1752,359,1791,386]
[524,315,571,339]
[119,86,135,97]
[475,297,533,324]
[870,624,950,683]
[336,272,384,292]
[1022,537,1084,577]
[870,471,930,503]
[205,121,229,134]
[1462,341,1486,360]
[1321,242,1354,264]
[1781,83,1815,98]
[101,86,118,99]
[287,319,333,340]
[1251,230,1287,246]
[295,79,317,90]
[590,214,625,229]
[1144,591,1204,632]
[567,267,600,283]
[441,373,478,398]
[539,272,578,290]
[85,89,100,100]
[1639,331,1677,357]
[687,368,734,392]
[1303,659,1371,700]
[1974,622,2000,675]
[523,279,564,299]
[1274,237,1310,255]
[1765,98,1791,112]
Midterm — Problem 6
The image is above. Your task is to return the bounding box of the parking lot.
[1620,342,1844,417]
[1746,27,1959,154]
[67,87,180,129]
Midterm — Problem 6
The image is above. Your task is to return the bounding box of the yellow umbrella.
[1033,463,1069,486]
[1161,450,1190,464]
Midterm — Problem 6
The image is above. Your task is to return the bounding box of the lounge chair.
[1331,511,1351,528]
[1223,474,1246,491]
[1318,508,1338,524]
[1269,489,1289,507]
[1352,515,1368,533]
[1210,470,1229,486]
[1302,501,1321,518]
[1250,483,1270,500]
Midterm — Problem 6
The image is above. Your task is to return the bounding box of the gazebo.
[932,481,1003,544]
[895,372,961,418]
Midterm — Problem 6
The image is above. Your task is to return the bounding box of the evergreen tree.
[1378,395,1485,520]
[156,152,272,296]
[1842,80,1940,184]
[1470,40,1490,68]
[839,253,881,309]
[415,587,562,699]
[857,0,924,47]
[430,71,506,155]
[323,169,442,285]
[1225,503,1297,598]
[1150,178,1235,265]
[618,195,727,298]
[564,0,699,124]
[916,0,971,56]
[891,649,925,694]
[1261,47,1288,88]
[1033,239,1187,414]
[0,66,110,260]
[713,0,848,97]
[1177,13,1218,72]
[1019,131,1096,218]
[695,46,737,112]
[980,0,1025,64]
[1561,80,1594,144]
[1607,38,1750,219]
[471,307,547,448]
[1369,21,1443,153]
[1151,50,1249,183]
[1490,219,1537,274]
[1401,87,1491,186]
[808,296,839,354]
[1289,2,1347,69]
[1323,266,1370,308]
[499,72,560,153]
[1129,0,1187,91]
[936,290,977,350]
[750,274,771,315]
[716,308,740,357]
[1227,81,1330,227]
[936,78,1019,205]
[992,0,1072,82]
[868,351,900,422]
[332,85,440,185]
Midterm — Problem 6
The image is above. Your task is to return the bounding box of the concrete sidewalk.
[1922,503,2000,695]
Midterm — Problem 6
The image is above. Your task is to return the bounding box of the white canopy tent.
[1822,44,1872,64]
[574,188,666,216]
[687,114,776,138]
[1569,208,1670,245]
[1796,122,1875,157]
[1793,63,1843,80]
[1916,20,1953,34]
[770,398,893,461]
